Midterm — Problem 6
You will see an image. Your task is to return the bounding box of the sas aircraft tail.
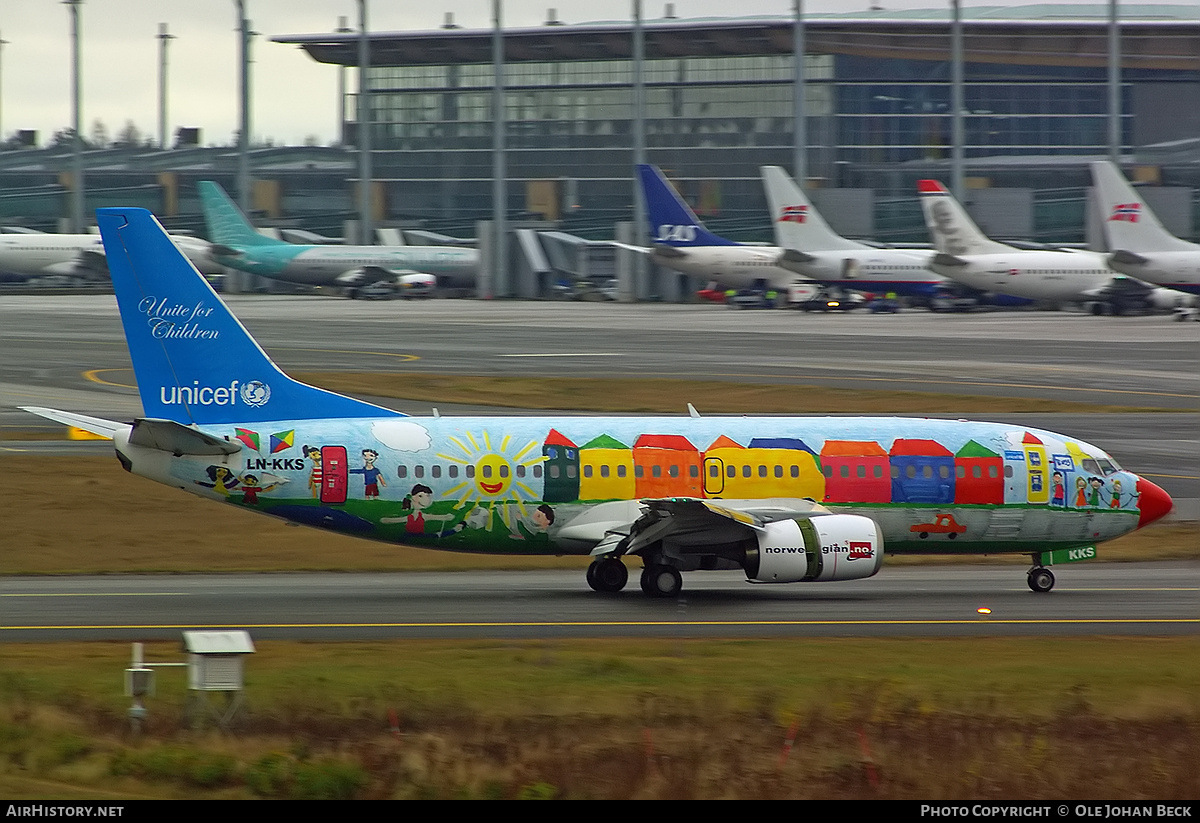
[96,207,401,426]
[761,166,863,252]
[917,180,1012,257]
[197,180,287,250]
[1089,161,1197,254]
[637,164,738,247]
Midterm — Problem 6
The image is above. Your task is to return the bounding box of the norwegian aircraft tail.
[1089,161,1197,254]
[637,164,739,247]
[917,180,1012,257]
[95,207,401,425]
[761,166,863,252]
[197,180,287,250]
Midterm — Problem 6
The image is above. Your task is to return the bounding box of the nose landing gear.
[1027,565,1055,593]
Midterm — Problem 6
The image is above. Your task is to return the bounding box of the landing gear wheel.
[587,558,628,593]
[1027,567,1055,593]
[639,564,683,598]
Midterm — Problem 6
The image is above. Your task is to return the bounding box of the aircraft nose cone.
[1136,477,1173,528]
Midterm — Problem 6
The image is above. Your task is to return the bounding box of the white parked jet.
[761,166,945,298]
[636,164,803,291]
[917,179,1128,304]
[1089,161,1200,296]
[0,230,220,281]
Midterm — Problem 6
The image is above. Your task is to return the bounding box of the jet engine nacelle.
[746,514,882,583]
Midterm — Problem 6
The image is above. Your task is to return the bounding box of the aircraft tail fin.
[637,164,739,247]
[96,207,403,425]
[197,180,285,249]
[761,166,863,252]
[917,180,1012,256]
[1089,161,1197,253]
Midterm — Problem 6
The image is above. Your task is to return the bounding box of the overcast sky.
[0,0,1145,147]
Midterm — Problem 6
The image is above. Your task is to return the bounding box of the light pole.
[157,23,175,150]
[336,16,352,145]
[64,0,85,232]
[792,0,806,185]
[491,0,506,297]
[0,31,9,142]
[234,0,252,215]
[357,0,372,245]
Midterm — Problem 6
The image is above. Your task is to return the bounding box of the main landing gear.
[1027,565,1056,593]
[586,557,628,593]
[586,558,684,598]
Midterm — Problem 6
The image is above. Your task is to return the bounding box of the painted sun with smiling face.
[437,430,545,527]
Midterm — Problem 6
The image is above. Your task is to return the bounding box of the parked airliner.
[22,207,1172,596]
[761,166,945,298]
[636,164,802,290]
[197,181,477,295]
[1090,161,1200,296]
[917,179,1122,303]
[0,229,220,281]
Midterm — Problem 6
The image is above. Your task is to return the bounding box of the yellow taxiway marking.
[0,592,186,598]
[2,618,1198,632]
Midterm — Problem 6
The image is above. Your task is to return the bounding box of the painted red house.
[954,440,1004,505]
[820,440,890,503]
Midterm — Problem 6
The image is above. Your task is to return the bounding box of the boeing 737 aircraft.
[636,164,802,290]
[0,229,220,281]
[197,181,478,295]
[1090,161,1200,296]
[761,166,945,298]
[23,207,1173,596]
[917,179,1154,308]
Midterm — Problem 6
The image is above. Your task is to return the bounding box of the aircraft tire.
[588,558,628,593]
[1027,567,1055,593]
[640,564,683,598]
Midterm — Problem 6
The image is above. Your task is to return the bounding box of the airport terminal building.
[0,4,1197,247]
[273,4,1200,241]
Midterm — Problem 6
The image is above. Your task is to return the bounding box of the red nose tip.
[1136,477,1173,528]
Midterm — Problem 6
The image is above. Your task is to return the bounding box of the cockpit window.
[1081,459,1101,475]
[1097,458,1119,475]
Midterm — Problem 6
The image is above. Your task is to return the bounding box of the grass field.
[0,637,1197,799]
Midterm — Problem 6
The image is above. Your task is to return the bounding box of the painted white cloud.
[371,420,431,452]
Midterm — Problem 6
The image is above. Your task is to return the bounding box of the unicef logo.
[240,380,271,408]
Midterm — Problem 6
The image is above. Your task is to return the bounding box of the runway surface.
[1,562,1196,641]
[1,295,1196,642]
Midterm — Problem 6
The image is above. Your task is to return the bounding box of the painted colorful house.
[743,437,824,499]
[633,434,702,498]
[889,438,955,504]
[578,434,636,501]
[701,434,745,497]
[953,439,1004,505]
[820,440,890,503]
[542,429,580,503]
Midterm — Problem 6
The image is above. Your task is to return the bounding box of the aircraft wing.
[588,497,831,557]
[333,266,405,286]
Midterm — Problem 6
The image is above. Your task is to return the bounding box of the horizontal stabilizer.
[1110,249,1149,265]
[20,407,125,439]
[780,248,817,264]
[933,252,969,267]
[650,243,686,259]
[128,418,243,456]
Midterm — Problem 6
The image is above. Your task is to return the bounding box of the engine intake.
[745,514,883,583]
